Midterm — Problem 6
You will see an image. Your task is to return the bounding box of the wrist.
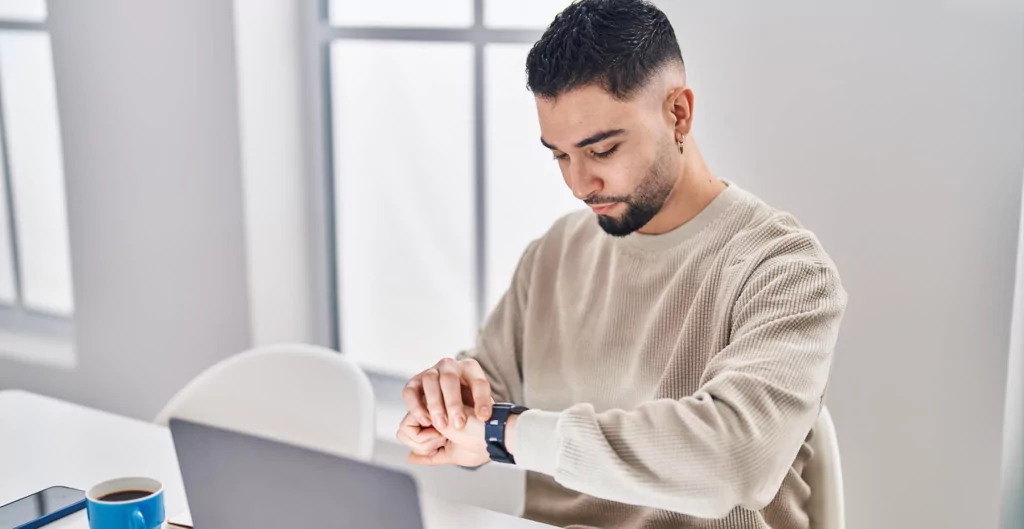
[505,414,518,455]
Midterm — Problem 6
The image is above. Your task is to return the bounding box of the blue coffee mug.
[85,477,165,529]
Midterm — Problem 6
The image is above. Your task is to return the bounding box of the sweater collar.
[616,181,743,252]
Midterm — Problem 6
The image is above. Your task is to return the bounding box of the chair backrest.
[154,343,376,460]
[804,405,845,529]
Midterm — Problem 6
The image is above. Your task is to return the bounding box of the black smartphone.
[0,486,86,529]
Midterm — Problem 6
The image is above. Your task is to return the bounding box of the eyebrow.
[540,129,627,151]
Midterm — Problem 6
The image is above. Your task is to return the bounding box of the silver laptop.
[169,418,424,529]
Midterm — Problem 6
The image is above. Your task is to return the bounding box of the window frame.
[0,13,74,342]
[309,0,544,358]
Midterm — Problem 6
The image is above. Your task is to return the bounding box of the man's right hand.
[402,357,494,430]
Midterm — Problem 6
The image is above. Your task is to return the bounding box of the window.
[317,0,578,376]
[0,0,75,347]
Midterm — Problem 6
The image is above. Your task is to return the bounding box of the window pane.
[0,0,45,22]
[484,44,580,312]
[0,32,73,315]
[484,0,570,29]
[0,145,16,305]
[329,0,472,28]
[331,41,476,376]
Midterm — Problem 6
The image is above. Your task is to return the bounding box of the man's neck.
[637,141,725,235]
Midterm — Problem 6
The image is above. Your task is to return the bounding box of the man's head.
[527,0,693,236]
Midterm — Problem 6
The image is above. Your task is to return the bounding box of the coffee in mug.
[86,477,165,529]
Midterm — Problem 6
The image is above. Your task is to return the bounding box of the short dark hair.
[525,0,684,101]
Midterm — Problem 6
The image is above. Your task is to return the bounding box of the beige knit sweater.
[460,183,847,529]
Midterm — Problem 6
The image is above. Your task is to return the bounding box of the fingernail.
[434,414,447,428]
[454,415,465,429]
[478,406,488,417]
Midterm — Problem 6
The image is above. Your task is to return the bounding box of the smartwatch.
[486,403,528,464]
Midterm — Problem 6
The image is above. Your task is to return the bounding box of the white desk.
[0,390,550,529]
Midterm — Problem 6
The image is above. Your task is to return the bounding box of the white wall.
[0,0,253,420]
[658,2,1023,528]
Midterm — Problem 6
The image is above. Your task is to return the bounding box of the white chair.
[804,405,845,529]
[154,343,376,461]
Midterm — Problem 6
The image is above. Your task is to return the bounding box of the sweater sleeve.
[455,239,540,405]
[513,258,847,518]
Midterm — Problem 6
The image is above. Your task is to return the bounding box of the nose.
[567,160,602,200]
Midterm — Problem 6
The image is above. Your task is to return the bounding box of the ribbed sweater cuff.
[513,409,562,475]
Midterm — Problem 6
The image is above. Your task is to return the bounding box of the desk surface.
[0,390,550,529]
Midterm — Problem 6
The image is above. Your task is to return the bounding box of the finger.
[421,369,447,429]
[460,359,494,421]
[394,428,421,452]
[396,419,447,455]
[406,419,445,444]
[395,417,419,447]
[398,412,433,435]
[401,378,431,426]
[398,412,443,441]
[401,434,447,456]
[415,426,444,443]
[461,383,475,406]
[399,436,444,456]
[408,446,452,466]
[437,358,466,429]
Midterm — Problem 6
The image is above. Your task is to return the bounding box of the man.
[396,1,847,527]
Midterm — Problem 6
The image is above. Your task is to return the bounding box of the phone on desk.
[0,486,86,529]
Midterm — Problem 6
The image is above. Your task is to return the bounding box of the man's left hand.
[406,405,490,467]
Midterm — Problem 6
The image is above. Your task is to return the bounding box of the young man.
[396,1,847,527]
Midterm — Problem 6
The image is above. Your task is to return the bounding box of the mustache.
[584,196,629,205]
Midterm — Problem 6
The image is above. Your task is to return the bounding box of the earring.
[678,135,685,155]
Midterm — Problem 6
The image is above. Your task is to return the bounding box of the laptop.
[168,418,424,529]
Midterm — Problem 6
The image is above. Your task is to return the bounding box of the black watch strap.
[486,403,528,464]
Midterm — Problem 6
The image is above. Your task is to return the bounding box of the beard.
[589,146,677,237]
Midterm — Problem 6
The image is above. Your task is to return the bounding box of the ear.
[666,86,695,141]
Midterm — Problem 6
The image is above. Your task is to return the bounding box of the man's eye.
[593,145,619,159]
[553,153,568,161]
